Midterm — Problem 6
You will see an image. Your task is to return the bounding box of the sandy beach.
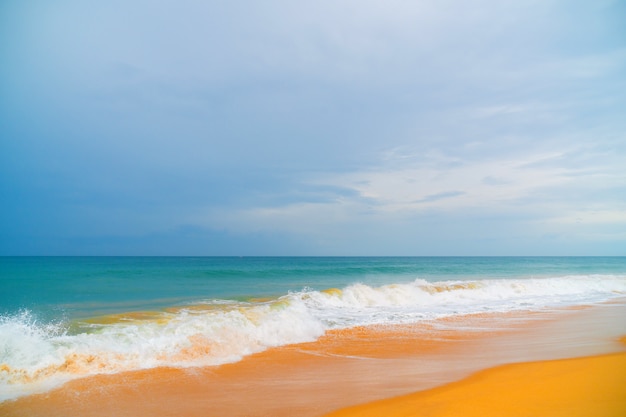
[2,301,625,417]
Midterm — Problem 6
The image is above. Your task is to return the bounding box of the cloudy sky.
[1,0,625,255]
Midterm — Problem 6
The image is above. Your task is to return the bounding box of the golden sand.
[1,304,625,417]
[324,350,626,417]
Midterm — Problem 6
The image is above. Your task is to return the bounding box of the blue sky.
[1,0,625,255]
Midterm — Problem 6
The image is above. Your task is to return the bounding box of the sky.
[1,0,625,256]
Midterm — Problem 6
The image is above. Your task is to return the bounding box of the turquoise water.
[2,256,625,320]
[1,256,626,401]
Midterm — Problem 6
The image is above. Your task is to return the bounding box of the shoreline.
[2,301,625,417]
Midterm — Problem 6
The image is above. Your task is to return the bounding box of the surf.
[1,274,625,402]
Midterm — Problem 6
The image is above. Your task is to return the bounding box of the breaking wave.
[1,274,625,401]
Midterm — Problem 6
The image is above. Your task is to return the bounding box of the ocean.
[1,256,625,401]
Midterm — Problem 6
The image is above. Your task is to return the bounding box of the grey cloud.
[1,0,625,254]
[482,176,510,186]
[413,191,466,204]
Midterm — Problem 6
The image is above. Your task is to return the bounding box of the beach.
[5,2,626,413]
[2,299,625,417]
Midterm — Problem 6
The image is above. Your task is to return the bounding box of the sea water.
[1,256,625,401]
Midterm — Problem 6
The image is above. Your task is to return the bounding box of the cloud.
[413,191,466,204]
[1,0,625,254]
[190,132,626,255]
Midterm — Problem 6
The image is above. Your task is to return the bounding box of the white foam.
[0,300,325,401]
[300,275,626,326]
[1,274,625,401]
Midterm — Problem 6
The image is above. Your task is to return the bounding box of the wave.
[1,274,625,401]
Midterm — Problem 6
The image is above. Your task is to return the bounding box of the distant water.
[1,256,625,401]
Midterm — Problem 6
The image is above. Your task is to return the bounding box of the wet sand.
[2,301,625,417]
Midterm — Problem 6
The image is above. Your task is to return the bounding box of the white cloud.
[311,151,576,212]
[193,132,626,254]
[548,210,626,226]
[3,0,626,254]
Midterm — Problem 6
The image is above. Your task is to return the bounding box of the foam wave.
[1,274,625,401]
[0,300,325,401]
[299,274,626,326]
